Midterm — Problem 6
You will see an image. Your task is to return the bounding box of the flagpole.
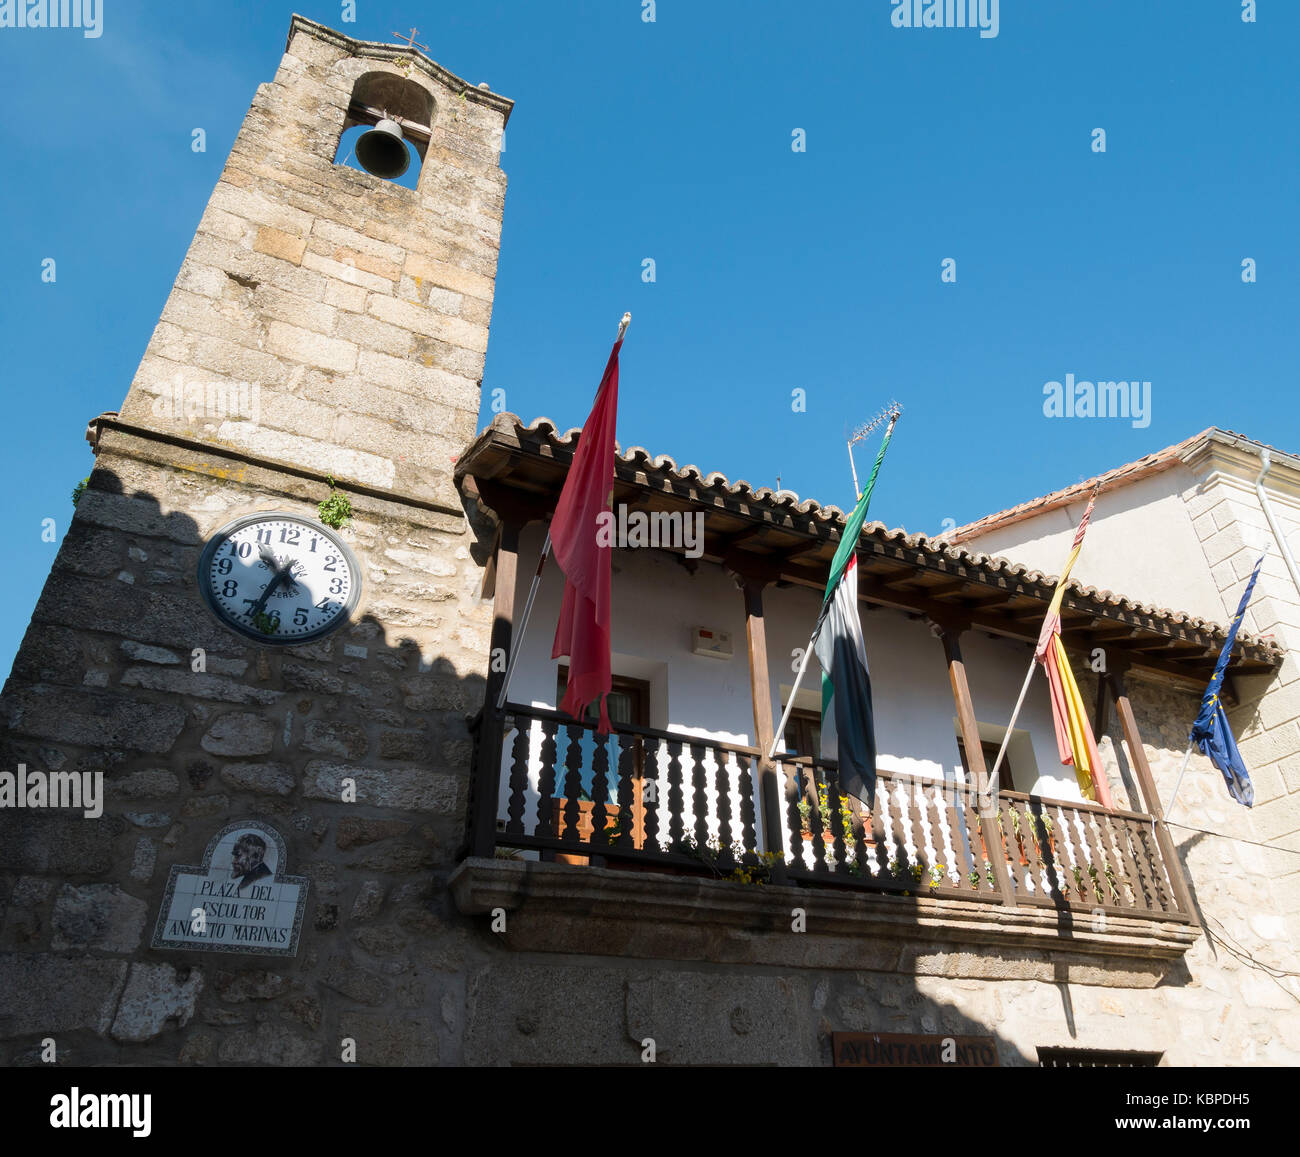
[495,530,553,709]
[986,488,1102,803]
[984,661,1036,801]
[1164,742,1196,820]
[766,406,901,762]
[769,628,820,761]
[493,312,630,711]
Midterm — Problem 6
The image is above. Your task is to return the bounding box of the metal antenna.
[847,400,903,498]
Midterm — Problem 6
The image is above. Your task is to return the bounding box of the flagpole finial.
[617,312,631,342]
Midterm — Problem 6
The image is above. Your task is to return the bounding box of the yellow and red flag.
[1033,497,1115,807]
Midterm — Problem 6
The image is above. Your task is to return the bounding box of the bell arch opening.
[336,70,436,187]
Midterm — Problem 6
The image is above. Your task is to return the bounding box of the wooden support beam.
[715,523,769,550]
[472,478,556,528]
[741,579,789,882]
[1093,666,1110,740]
[1104,664,1198,924]
[933,618,1017,908]
[347,100,432,141]
[917,577,969,599]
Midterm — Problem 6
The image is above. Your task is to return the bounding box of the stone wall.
[2,17,1296,1069]
[1180,452,1300,959]
[115,17,510,513]
[0,17,513,1064]
[1089,669,1300,1065]
[5,467,1298,1067]
[1,437,495,1063]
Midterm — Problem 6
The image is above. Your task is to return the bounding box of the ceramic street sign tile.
[151,820,308,957]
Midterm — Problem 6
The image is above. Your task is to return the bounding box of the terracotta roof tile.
[946,429,1215,543]
[458,414,1282,663]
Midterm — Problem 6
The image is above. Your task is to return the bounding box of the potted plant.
[799,784,870,847]
[976,809,1015,863]
[1024,810,1056,860]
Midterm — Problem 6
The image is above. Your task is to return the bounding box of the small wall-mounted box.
[692,627,733,659]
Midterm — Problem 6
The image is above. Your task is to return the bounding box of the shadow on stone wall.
[0,463,492,1065]
[0,464,1039,1067]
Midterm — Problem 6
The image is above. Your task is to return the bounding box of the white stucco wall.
[500,524,1087,816]
[957,466,1226,622]
[956,435,1300,1000]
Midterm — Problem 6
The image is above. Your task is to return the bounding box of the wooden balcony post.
[468,486,534,860]
[1104,660,1197,922]
[932,617,1017,907]
[739,575,789,875]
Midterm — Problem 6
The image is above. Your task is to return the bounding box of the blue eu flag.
[1190,555,1265,808]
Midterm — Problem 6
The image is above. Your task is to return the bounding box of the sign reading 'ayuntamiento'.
[832,1032,1000,1067]
[151,821,307,957]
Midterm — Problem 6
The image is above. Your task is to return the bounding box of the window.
[957,737,1020,794]
[549,669,651,861]
[555,668,649,732]
[782,708,821,761]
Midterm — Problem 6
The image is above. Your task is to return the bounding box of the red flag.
[550,337,623,734]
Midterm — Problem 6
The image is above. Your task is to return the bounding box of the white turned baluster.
[895,780,918,870]
[877,780,898,876]
[916,782,938,870]
[932,784,960,884]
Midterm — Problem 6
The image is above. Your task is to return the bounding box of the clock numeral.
[279,527,301,546]
[308,537,319,553]
[233,541,253,559]
[328,578,345,595]
[293,608,309,627]
[255,527,273,544]
[323,556,339,573]
[222,579,238,598]
[216,558,233,576]
[316,598,334,612]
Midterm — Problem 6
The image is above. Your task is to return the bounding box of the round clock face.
[198,514,362,645]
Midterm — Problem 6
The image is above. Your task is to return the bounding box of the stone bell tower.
[0,18,512,1064]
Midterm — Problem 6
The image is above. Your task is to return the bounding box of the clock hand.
[274,557,300,594]
[247,570,288,622]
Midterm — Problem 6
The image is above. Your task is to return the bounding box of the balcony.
[452,702,1200,984]
[446,415,1273,982]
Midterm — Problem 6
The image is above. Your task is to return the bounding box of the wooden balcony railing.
[469,703,1192,924]
[782,758,1189,921]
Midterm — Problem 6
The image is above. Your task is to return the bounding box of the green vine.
[71,476,89,507]
[318,475,353,529]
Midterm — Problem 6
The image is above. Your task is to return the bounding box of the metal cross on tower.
[392,27,428,52]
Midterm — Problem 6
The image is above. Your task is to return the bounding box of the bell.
[355,118,410,179]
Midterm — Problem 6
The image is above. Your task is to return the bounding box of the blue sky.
[1,1,1296,680]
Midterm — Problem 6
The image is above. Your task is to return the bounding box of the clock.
[197,513,362,645]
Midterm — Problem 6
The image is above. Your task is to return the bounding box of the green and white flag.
[812,426,895,808]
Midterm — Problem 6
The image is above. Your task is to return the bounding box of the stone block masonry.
[115,17,512,515]
[7,16,1298,1069]
[0,18,516,1062]
[0,434,499,1063]
[1185,468,1300,960]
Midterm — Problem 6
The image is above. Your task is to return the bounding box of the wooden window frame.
[554,666,650,727]
[782,707,822,761]
[551,667,652,861]
[956,737,1019,794]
